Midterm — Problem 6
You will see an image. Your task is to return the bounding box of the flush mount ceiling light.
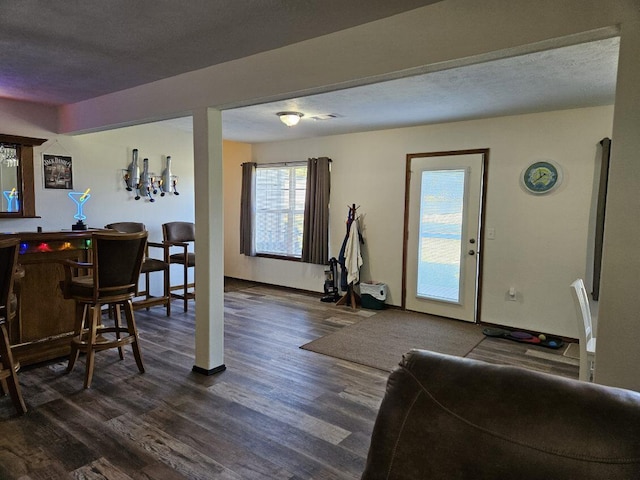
[277,111,304,127]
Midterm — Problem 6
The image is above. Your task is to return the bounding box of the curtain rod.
[243,157,332,168]
[256,161,306,167]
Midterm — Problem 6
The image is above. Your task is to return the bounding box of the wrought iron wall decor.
[159,156,179,196]
[123,149,180,202]
[138,157,156,202]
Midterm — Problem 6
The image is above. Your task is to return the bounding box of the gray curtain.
[240,162,257,256]
[302,157,331,264]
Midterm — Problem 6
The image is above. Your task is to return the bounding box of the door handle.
[468,250,475,256]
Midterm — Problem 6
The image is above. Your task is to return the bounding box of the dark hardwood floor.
[0,279,578,479]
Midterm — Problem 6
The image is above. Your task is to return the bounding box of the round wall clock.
[522,160,562,194]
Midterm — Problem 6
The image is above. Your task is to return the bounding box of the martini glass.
[3,188,19,213]
[68,189,91,230]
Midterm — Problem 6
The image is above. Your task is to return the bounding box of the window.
[255,163,307,258]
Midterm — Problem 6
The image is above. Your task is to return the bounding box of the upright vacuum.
[321,257,340,303]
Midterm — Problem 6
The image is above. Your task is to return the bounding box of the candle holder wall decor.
[122,151,181,202]
[159,156,179,196]
[122,149,160,202]
[69,188,91,230]
[123,149,140,192]
[137,157,157,202]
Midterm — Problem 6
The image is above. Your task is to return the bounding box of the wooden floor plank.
[107,414,243,480]
[71,457,137,480]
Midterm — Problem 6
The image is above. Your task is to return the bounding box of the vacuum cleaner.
[321,257,340,303]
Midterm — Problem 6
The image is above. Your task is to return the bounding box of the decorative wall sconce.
[122,149,179,202]
[137,158,157,202]
[277,111,304,127]
[159,156,179,196]
[124,148,140,192]
[123,149,157,202]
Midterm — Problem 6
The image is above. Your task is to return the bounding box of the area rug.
[301,309,486,372]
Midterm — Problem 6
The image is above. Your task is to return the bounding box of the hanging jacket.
[345,218,363,285]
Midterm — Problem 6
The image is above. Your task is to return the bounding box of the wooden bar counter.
[3,230,94,366]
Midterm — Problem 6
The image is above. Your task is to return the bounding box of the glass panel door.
[404,151,485,323]
[417,169,466,303]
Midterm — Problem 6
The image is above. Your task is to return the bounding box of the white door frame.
[402,148,489,323]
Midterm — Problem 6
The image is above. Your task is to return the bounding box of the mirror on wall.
[0,134,47,218]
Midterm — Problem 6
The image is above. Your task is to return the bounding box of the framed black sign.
[43,154,73,189]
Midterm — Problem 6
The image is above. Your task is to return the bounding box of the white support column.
[191,107,225,375]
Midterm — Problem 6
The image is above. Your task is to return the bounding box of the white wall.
[0,122,195,238]
[0,108,196,296]
[225,106,613,339]
[0,101,614,338]
[49,0,640,390]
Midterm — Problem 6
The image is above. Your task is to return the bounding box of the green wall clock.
[522,160,562,194]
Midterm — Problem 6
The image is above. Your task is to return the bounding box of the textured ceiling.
[0,0,442,105]
[0,2,619,143]
[166,36,618,143]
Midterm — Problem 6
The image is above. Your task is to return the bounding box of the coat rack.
[336,203,363,309]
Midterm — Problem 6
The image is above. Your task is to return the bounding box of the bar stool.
[162,222,195,312]
[60,231,147,389]
[105,222,171,316]
[0,238,27,415]
[7,264,24,342]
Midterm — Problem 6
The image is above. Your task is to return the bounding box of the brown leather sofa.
[362,349,640,479]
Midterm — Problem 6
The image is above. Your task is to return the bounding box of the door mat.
[301,309,486,372]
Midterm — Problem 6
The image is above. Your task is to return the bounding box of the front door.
[403,150,487,322]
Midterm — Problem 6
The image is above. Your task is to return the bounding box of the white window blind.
[255,164,307,257]
[417,169,465,303]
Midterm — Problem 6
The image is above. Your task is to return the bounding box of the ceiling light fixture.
[277,111,304,127]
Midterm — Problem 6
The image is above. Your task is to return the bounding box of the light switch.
[487,228,495,240]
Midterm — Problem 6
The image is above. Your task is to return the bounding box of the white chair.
[570,278,596,382]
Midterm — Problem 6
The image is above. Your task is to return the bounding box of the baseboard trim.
[192,364,226,376]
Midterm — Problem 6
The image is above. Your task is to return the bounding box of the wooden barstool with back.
[60,231,148,389]
[105,222,171,316]
[162,222,195,312]
[0,237,27,414]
